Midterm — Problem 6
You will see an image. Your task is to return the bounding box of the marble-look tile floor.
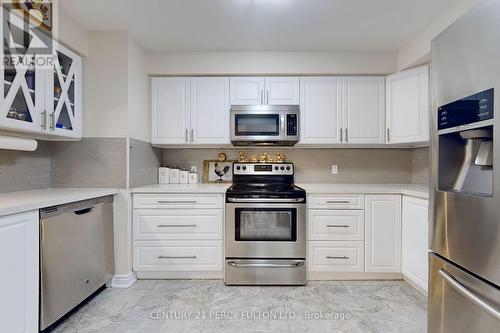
[53,280,427,333]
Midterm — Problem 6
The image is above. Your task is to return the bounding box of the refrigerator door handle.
[439,268,500,321]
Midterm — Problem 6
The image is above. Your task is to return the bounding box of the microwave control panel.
[286,114,298,136]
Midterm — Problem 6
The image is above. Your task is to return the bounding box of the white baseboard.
[307,272,403,280]
[403,274,428,295]
[136,271,224,279]
[109,272,137,288]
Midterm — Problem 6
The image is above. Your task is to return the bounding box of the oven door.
[225,202,306,258]
[230,111,284,142]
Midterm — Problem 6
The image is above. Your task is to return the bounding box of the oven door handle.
[226,198,305,203]
[438,268,500,321]
[227,260,305,268]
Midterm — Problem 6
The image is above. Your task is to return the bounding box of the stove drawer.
[133,240,223,272]
[308,210,364,241]
[308,241,364,272]
[309,194,364,209]
[133,209,223,240]
[133,194,223,209]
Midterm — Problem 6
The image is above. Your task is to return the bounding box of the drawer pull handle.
[157,200,198,204]
[326,256,349,260]
[157,224,197,228]
[157,255,197,259]
[326,200,351,204]
[326,224,350,228]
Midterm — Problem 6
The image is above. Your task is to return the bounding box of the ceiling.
[60,0,460,52]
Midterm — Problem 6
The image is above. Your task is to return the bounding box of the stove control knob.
[236,166,241,170]
[280,166,285,171]
[286,166,291,171]
[242,166,247,170]
[274,166,279,171]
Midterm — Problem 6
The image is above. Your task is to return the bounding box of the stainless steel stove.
[224,162,306,285]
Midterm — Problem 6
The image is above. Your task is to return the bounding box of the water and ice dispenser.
[438,88,494,197]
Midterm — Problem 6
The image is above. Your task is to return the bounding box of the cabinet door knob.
[387,128,390,142]
[190,128,194,142]
[340,128,343,142]
[185,128,188,142]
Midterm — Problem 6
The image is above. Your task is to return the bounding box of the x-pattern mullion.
[53,52,75,125]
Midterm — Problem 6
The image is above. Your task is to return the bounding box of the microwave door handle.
[281,113,286,139]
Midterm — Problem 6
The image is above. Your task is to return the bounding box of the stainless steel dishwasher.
[40,196,114,332]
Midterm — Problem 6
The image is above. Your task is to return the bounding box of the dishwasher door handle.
[74,207,94,215]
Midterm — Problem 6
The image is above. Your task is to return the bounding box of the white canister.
[188,173,199,184]
[158,167,170,184]
[169,168,180,184]
[179,170,189,184]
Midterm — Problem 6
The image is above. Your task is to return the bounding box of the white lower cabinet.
[0,210,39,333]
[307,193,403,279]
[308,210,364,241]
[133,240,223,272]
[308,241,364,272]
[132,193,224,278]
[402,196,429,292]
[365,195,402,273]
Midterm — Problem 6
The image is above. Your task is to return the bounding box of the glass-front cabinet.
[45,41,82,138]
[0,10,44,134]
[0,12,82,139]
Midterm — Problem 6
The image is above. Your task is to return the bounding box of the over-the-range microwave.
[230,105,299,146]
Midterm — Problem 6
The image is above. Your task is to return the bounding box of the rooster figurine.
[214,163,230,182]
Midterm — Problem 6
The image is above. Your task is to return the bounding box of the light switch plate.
[331,164,338,174]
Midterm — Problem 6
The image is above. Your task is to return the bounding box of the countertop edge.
[0,188,118,217]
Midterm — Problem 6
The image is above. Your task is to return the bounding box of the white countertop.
[131,183,428,199]
[297,183,429,199]
[131,183,231,194]
[0,188,118,217]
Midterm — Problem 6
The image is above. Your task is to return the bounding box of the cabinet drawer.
[308,210,364,241]
[308,241,364,272]
[133,209,223,240]
[133,194,223,209]
[133,241,223,272]
[309,194,364,209]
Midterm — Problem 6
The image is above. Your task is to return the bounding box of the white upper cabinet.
[0,210,39,333]
[386,65,430,144]
[342,77,385,144]
[152,77,191,144]
[152,77,230,145]
[299,77,342,144]
[230,77,299,105]
[265,77,300,105]
[365,195,402,273]
[190,77,230,144]
[0,13,82,139]
[230,77,265,105]
[45,42,82,138]
[402,196,429,292]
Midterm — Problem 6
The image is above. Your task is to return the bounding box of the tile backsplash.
[0,141,51,193]
[412,147,429,184]
[161,148,418,184]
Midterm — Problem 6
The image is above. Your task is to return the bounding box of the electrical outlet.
[331,164,338,175]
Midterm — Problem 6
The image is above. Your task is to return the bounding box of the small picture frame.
[202,160,234,183]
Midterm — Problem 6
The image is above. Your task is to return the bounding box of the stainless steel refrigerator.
[429,0,500,331]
